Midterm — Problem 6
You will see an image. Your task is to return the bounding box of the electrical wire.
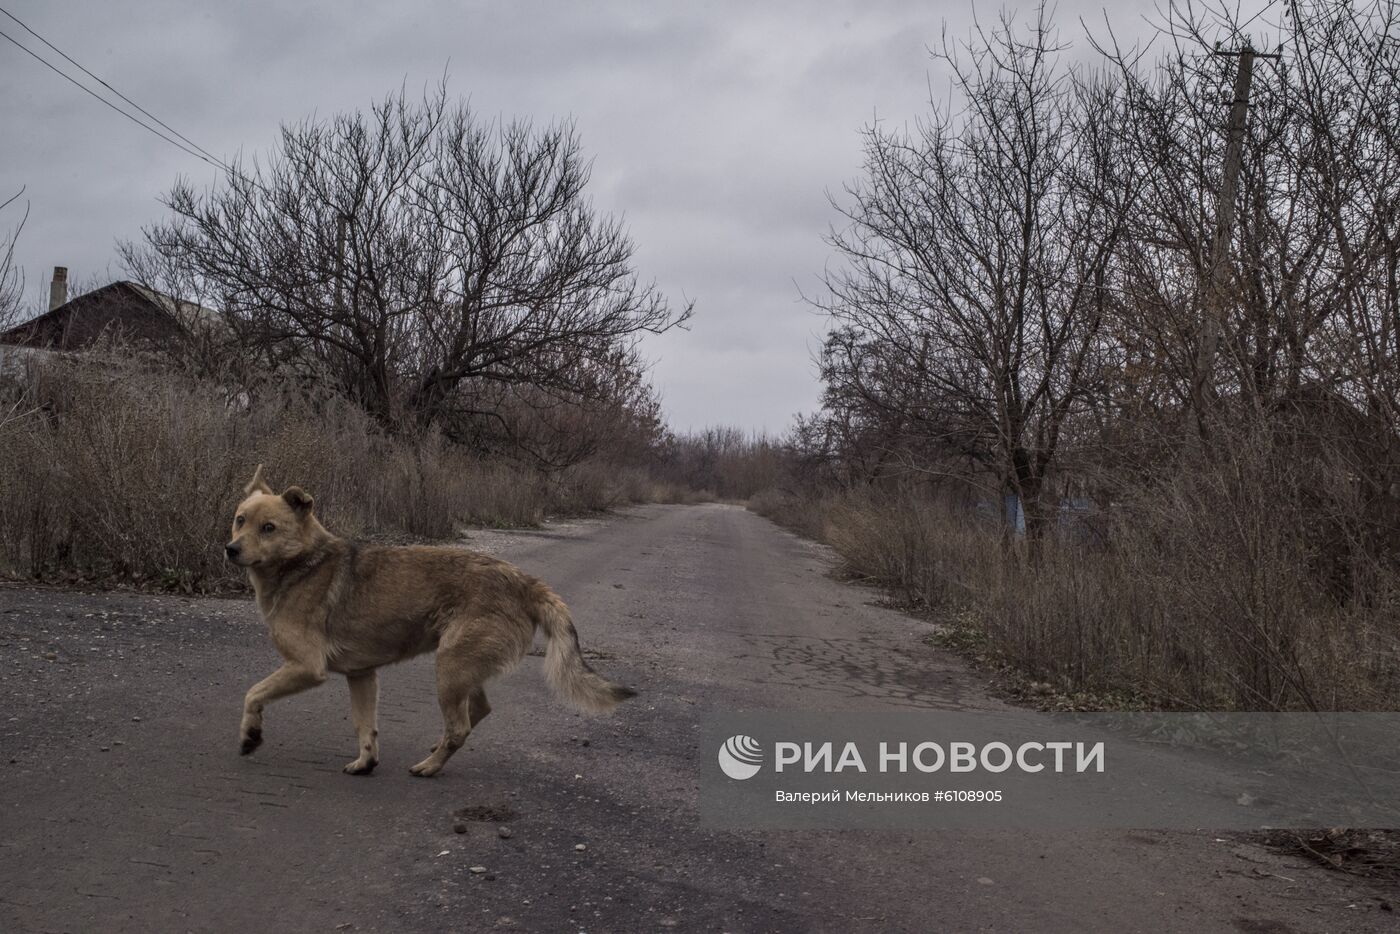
[0,5,233,173]
[0,25,226,173]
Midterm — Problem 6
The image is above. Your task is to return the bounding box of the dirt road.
[0,504,1392,932]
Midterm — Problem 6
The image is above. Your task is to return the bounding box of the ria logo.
[718,734,763,780]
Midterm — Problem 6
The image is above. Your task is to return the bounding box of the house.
[0,266,218,367]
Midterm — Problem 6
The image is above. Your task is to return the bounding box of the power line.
[0,5,232,173]
[0,25,227,173]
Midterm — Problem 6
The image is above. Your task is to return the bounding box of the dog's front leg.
[240,662,327,754]
[343,671,379,775]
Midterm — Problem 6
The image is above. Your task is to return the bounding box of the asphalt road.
[0,503,1393,933]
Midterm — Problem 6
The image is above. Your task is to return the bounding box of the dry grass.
[751,456,1400,711]
[0,355,644,590]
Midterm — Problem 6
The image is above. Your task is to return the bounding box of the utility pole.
[1187,44,1280,450]
[333,211,350,314]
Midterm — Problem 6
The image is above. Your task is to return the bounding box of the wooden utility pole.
[1187,45,1279,449]
[333,211,350,314]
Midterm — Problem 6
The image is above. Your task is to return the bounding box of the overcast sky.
[1,0,1266,432]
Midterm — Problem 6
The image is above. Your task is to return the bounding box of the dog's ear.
[282,486,314,515]
[244,464,273,496]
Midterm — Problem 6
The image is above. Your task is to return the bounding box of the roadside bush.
[753,451,1400,711]
[0,355,650,590]
[747,487,833,542]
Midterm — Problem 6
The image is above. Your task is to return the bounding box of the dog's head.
[226,464,320,568]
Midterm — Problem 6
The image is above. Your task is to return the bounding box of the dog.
[225,465,635,777]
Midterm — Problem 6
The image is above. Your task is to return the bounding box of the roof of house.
[0,281,219,351]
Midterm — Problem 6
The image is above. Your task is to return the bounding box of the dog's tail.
[532,590,637,713]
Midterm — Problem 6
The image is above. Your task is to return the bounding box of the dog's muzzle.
[225,542,242,562]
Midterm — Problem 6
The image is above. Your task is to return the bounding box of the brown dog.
[226,465,634,777]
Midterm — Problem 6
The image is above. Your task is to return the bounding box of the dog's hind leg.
[343,671,379,775]
[410,623,508,778]
[468,687,491,726]
[409,674,478,778]
[427,687,490,755]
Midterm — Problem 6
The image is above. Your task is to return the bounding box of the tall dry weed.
[753,450,1400,711]
[0,355,639,589]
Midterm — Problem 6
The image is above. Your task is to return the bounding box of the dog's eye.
[235,515,245,527]
[261,522,276,534]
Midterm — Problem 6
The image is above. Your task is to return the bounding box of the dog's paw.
[343,758,378,775]
[408,757,442,778]
[239,727,263,755]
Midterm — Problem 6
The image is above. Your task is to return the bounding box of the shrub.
[754,462,1400,711]
[0,355,644,590]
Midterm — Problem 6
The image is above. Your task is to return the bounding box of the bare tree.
[1070,0,1400,502]
[0,187,34,434]
[809,325,977,486]
[0,187,28,332]
[1282,0,1400,434]
[135,85,689,439]
[818,6,1139,536]
[1093,4,1332,438]
[450,344,667,470]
